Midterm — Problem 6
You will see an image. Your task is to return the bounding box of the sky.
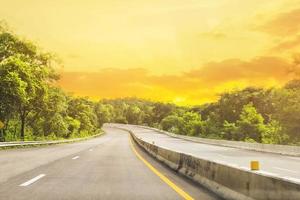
[1,0,300,105]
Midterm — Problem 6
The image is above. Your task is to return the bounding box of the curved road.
[0,127,219,200]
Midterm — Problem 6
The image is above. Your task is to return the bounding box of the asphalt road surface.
[0,127,219,200]
[116,124,300,184]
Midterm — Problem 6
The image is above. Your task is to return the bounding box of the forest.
[1,23,300,145]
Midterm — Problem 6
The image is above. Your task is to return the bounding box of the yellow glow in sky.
[1,0,300,105]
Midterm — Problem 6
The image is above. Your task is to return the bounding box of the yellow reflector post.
[250,161,260,170]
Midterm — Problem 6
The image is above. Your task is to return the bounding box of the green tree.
[236,103,266,142]
[95,103,113,127]
[125,105,143,124]
[0,55,51,139]
[222,121,238,140]
[152,102,175,124]
[182,112,203,136]
[0,24,57,140]
[42,87,68,137]
[272,81,300,143]
[160,115,184,134]
[262,120,289,144]
[67,98,98,136]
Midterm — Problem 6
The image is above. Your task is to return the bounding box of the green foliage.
[67,98,98,135]
[0,22,99,141]
[262,120,289,144]
[236,103,265,142]
[95,103,113,127]
[125,105,143,124]
[160,114,184,134]
[221,121,238,140]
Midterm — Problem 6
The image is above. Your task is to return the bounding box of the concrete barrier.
[135,125,300,156]
[130,131,300,200]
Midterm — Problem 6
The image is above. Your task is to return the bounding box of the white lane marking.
[273,167,298,173]
[72,156,80,160]
[19,174,46,187]
[89,149,93,152]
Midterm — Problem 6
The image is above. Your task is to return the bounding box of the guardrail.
[0,133,103,149]
[133,125,300,156]
[127,128,300,200]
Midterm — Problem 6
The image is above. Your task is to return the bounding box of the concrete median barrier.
[130,131,300,200]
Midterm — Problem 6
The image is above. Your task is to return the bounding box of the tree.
[236,103,266,142]
[201,112,223,138]
[0,55,49,139]
[276,80,300,141]
[160,115,184,134]
[67,98,98,135]
[95,103,113,127]
[222,121,238,140]
[0,24,57,140]
[125,105,143,124]
[39,87,68,137]
[152,102,175,124]
[262,120,289,144]
[182,112,203,136]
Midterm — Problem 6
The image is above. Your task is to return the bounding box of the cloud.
[271,35,300,52]
[58,68,150,97]
[258,8,300,36]
[59,56,295,105]
[255,7,300,55]
[187,56,291,83]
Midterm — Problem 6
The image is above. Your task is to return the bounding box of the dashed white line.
[72,156,80,160]
[273,167,298,173]
[19,174,46,187]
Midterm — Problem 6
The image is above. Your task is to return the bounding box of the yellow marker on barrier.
[250,161,260,170]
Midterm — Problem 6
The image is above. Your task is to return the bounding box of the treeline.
[98,82,300,145]
[0,23,102,141]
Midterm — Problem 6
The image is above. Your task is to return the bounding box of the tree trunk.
[0,129,3,142]
[20,112,26,141]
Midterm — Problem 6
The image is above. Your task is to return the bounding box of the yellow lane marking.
[129,136,194,200]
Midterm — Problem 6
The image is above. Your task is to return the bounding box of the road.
[117,124,300,184]
[0,127,219,200]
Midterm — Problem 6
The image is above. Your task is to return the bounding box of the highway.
[117,124,300,184]
[0,127,219,200]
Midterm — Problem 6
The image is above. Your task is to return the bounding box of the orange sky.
[1,0,300,105]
